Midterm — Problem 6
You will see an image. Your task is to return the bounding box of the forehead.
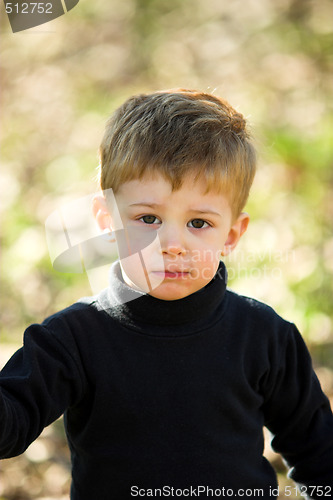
[115,172,232,213]
[117,172,214,196]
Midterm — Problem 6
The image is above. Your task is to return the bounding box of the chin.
[149,291,190,301]
[148,283,200,301]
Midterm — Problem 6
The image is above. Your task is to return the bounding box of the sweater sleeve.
[262,323,333,497]
[0,319,85,458]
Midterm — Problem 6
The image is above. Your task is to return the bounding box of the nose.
[159,224,187,256]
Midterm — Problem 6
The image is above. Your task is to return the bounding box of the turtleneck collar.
[96,261,228,335]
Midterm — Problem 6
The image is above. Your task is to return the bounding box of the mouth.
[152,270,191,279]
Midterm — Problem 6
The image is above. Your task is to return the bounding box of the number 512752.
[5,3,53,14]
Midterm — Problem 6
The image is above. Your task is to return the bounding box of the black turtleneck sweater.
[1,262,333,499]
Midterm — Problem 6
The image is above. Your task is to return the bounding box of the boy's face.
[95,173,249,301]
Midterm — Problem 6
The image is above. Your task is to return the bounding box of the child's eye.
[139,215,161,224]
[188,219,210,229]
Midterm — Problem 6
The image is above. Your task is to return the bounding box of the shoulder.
[225,287,287,320]
[20,291,114,362]
[39,289,111,338]
[222,290,309,381]
[224,288,294,345]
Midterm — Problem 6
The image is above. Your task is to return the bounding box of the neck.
[97,261,228,335]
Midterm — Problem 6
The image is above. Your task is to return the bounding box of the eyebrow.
[129,202,161,208]
[129,202,221,217]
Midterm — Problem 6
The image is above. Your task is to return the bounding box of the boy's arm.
[0,319,85,458]
[263,323,333,495]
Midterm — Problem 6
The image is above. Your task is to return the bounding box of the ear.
[92,195,112,231]
[221,212,250,257]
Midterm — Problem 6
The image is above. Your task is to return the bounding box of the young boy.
[1,89,333,499]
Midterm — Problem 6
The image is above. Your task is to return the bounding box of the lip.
[152,270,191,279]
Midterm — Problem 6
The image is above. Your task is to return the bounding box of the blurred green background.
[0,0,332,498]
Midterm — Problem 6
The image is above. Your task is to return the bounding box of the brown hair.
[99,89,256,218]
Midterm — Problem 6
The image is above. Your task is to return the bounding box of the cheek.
[188,260,220,285]
[116,227,159,256]
[192,229,226,250]
[120,255,150,291]
[117,230,165,293]
[189,244,222,267]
